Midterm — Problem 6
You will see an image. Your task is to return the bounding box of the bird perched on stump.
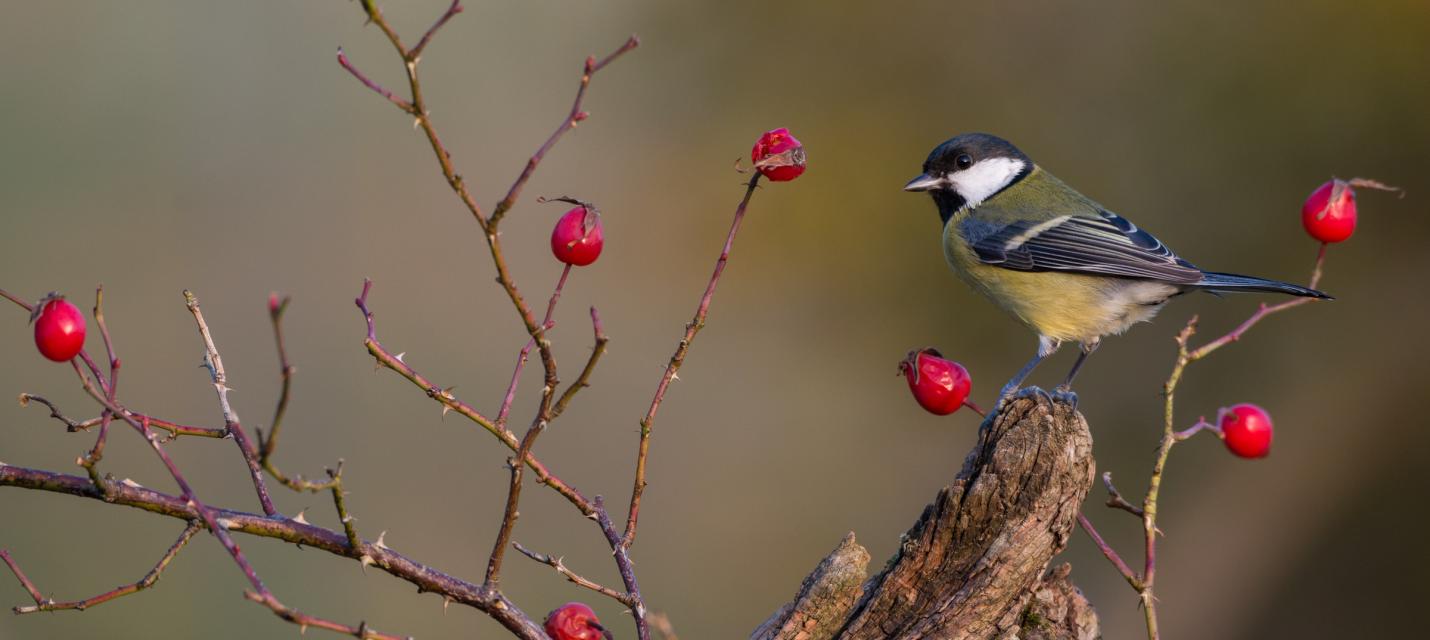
[904,133,1330,408]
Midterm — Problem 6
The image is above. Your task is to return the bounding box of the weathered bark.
[752,533,871,640]
[753,396,1098,640]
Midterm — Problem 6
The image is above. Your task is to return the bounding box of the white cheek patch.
[949,157,1026,208]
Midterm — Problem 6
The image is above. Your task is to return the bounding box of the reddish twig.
[496,265,572,429]
[596,496,649,639]
[551,307,609,419]
[623,172,763,549]
[1186,244,1328,362]
[489,36,640,227]
[4,521,201,614]
[356,280,595,515]
[17,394,102,432]
[483,421,547,591]
[1101,472,1144,518]
[1076,514,1140,590]
[340,3,648,636]
[184,291,278,517]
[0,549,46,609]
[336,48,415,113]
[82,286,121,493]
[0,287,29,311]
[485,264,573,590]
[17,394,223,440]
[255,295,340,493]
[512,542,636,607]
[0,463,546,638]
[67,358,409,640]
[1172,417,1218,442]
[409,0,463,61]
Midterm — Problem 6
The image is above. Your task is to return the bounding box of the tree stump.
[753,396,1099,640]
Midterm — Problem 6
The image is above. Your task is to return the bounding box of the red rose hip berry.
[1300,177,1399,244]
[898,348,972,415]
[751,127,807,182]
[1301,179,1357,243]
[550,206,604,266]
[544,602,611,640]
[1219,403,1273,459]
[32,294,87,362]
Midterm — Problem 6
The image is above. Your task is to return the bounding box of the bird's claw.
[1014,385,1054,404]
[1051,387,1079,409]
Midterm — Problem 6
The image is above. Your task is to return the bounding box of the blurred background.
[3,1,1428,638]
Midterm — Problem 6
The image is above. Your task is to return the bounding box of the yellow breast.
[942,219,1174,343]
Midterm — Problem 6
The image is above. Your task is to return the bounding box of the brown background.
[3,1,1429,638]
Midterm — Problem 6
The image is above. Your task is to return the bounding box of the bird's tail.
[1194,271,1332,299]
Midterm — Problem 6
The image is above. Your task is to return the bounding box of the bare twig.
[1076,514,1139,590]
[1172,417,1217,442]
[596,496,650,640]
[409,0,463,62]
[254,295,342,493]
[1101,472,1144,518]
[489,36,640,227]
[327,463,366,565]
[356,280,595,515]
[624,172,763,549]
[0,463,546,638]
[17,394,223,440]
[496,265,572,429]
[337,3,645,636]
[184,291,277,517]
[66,352,403,640]
[259,294,295,462]
[551,306,609,419]
[336,48,415,113]
[513,542,635,607]
[17,394,102,432]
[0,549,46,608]
[485,264,574,590]
[0,287,30,311]
[4,521,201,614]
[85,287,119,493]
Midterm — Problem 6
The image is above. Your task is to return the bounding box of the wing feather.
[968,211,1203,284]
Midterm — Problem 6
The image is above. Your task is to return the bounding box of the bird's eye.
[955,154,973,170]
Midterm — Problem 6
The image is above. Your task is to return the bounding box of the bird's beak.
[903,173,947,192]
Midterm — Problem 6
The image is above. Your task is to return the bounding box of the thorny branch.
[513,542,637,607]
[3,0,779,636]
[255,295,342,493]
[0,463,547,638]
[1,287,418,640]
[623,172,763,549]
[2,521,201,614]
[184,291,277,517]
[1080,242,1334,640]
[356,280,596,514]
[337,1,653,636]
[551,306,608,419]
[485,264,573,592]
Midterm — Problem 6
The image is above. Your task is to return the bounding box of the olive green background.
[3,1,1429,639]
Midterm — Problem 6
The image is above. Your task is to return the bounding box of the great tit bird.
[904,133,1330,406]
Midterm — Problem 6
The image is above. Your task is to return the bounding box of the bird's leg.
[996,336,1059,411]
[1052,339,1100,408]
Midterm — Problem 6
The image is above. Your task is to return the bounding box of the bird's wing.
[967,211,1204,283]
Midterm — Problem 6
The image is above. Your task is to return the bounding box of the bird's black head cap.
[906,133,1033,223]
[922,133,1030,176]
